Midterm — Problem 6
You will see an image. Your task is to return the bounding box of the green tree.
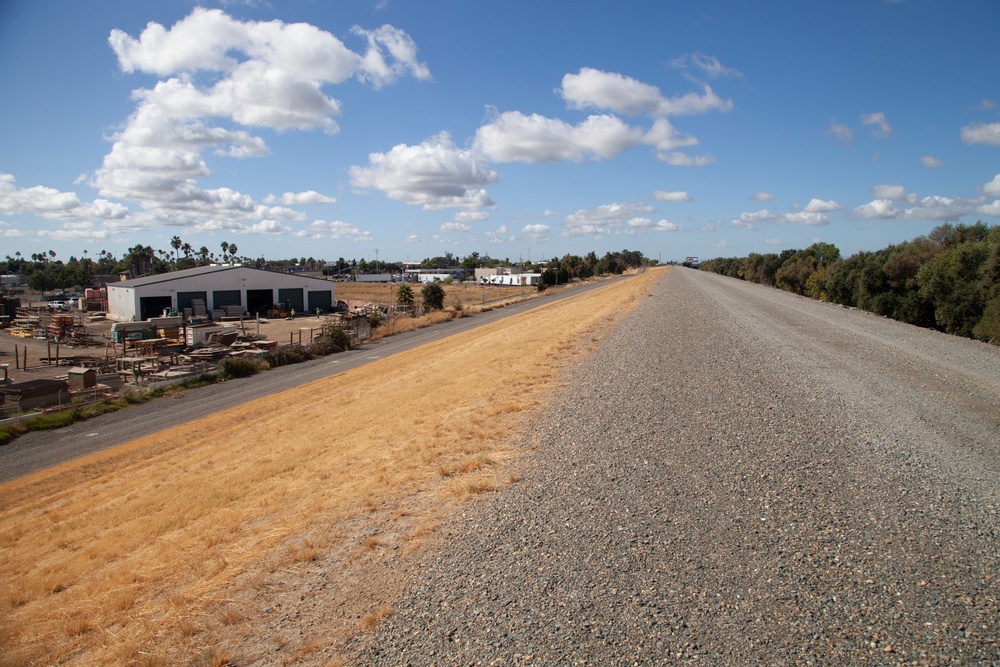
[396,284,414,307]
[421,281,445,310]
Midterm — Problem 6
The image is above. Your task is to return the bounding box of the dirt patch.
[0,270,657,666]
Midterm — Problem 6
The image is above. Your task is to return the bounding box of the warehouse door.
[139,296,172,321]
[177,291,208,315]
[212,290,241,310]
[246,289,273,315]
[307,290,333,313]
[277,288,304,313]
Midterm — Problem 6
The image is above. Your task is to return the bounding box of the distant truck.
[682,256,700,269]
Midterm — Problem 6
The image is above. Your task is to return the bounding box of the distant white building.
[474,267,541,286]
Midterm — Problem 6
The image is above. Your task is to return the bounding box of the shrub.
[219,357,267,379]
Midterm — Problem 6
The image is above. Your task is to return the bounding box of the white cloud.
[853,194,977,221]
[0,172,80,215]
[246,220,291,234]
[670,52,743,79]
[654,190,692,202]
[37,222,113,242]
[96,8,427,232]
[453,210,489,223]
[871,184,911,201]
[0,173,130,224]
[752,192,773,202]
[781,211,830,226]
[307,219,373,241]
[562,201,655,236]
[731,209,776,229]
[961,122,1000,146]
[522,223,550,241]
[802,198,841,213]
[861,112,892,138]
[263,190,336,205]
[920,156,943,169]
[979,200,1000,217]
[854,199,899,219]
[981,174,1000,197]
[473,110,648,163]
[765,238,785,245]
[828,119,854,144]
[349,132,498,210]
[559,67,732,117]
[439,221,472,233]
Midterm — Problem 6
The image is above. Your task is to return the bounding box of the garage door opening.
[139,296,172,321]
[247,289,273,316]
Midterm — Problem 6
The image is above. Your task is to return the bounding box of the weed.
[360,605,390,630]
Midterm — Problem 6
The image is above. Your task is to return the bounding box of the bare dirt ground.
[0,273,650,666]
[0,282,540,386]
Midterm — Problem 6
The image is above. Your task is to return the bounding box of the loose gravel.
[356,268,1000,666]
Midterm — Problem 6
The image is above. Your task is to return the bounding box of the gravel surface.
[356,268,1000,666]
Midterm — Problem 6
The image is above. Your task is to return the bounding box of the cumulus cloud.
[802,198,841,213]
[731,209,776,229]
[920,156,943,169]
[559,67,732,117]
[981,174,1000,197]
[752,192,773,202]
[562,202,656,237]
[522,223,550,241]
[473,110,649,163]
[853,194,978,221]
[263,190,337,205]
[439,221,472,233]
[654,190,692,202]
[781,211,830,226]
[349,132,498,210]
[961,122,1000,146]
[628,217,682,232]
[38,222,114,242]
[306,219,374,241]
[871,184,911,201]
[0,172,130,225]
[95,8,427,230]
[861,112,892,138]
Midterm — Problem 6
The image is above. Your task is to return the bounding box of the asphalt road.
[0,277,624,483]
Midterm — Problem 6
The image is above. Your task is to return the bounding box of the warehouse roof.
[115,265,333,288]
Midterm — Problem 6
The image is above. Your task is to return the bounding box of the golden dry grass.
[333,281,538,309]
[0,268,660,666]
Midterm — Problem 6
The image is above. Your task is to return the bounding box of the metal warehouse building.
[107,265,336,322]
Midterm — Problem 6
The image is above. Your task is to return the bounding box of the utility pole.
[375,248,380,275]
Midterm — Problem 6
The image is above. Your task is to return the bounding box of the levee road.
[358,267,1000,665]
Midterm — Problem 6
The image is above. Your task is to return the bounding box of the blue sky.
[1,0,998,265]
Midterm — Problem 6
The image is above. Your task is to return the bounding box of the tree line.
[3,239,655,293]
[699,221,1000,344]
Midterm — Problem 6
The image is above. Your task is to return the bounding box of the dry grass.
[0,268,660,665]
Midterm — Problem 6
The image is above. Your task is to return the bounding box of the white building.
[107,265,335,322]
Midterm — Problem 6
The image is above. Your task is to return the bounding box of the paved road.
[358,268,1000,665]
[0,278,624,483]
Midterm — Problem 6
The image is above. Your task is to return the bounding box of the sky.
[1,0,999,266]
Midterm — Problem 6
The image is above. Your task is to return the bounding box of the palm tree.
[220,241,230,262]
[170,236,182,266]
[181,242,192,259]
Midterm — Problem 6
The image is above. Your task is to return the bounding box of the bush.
[422,282,445,310]
[220,357,267,379]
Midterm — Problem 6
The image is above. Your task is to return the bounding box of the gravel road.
[357,268,1000,665]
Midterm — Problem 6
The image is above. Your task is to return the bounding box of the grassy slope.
[0,269,658,666]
